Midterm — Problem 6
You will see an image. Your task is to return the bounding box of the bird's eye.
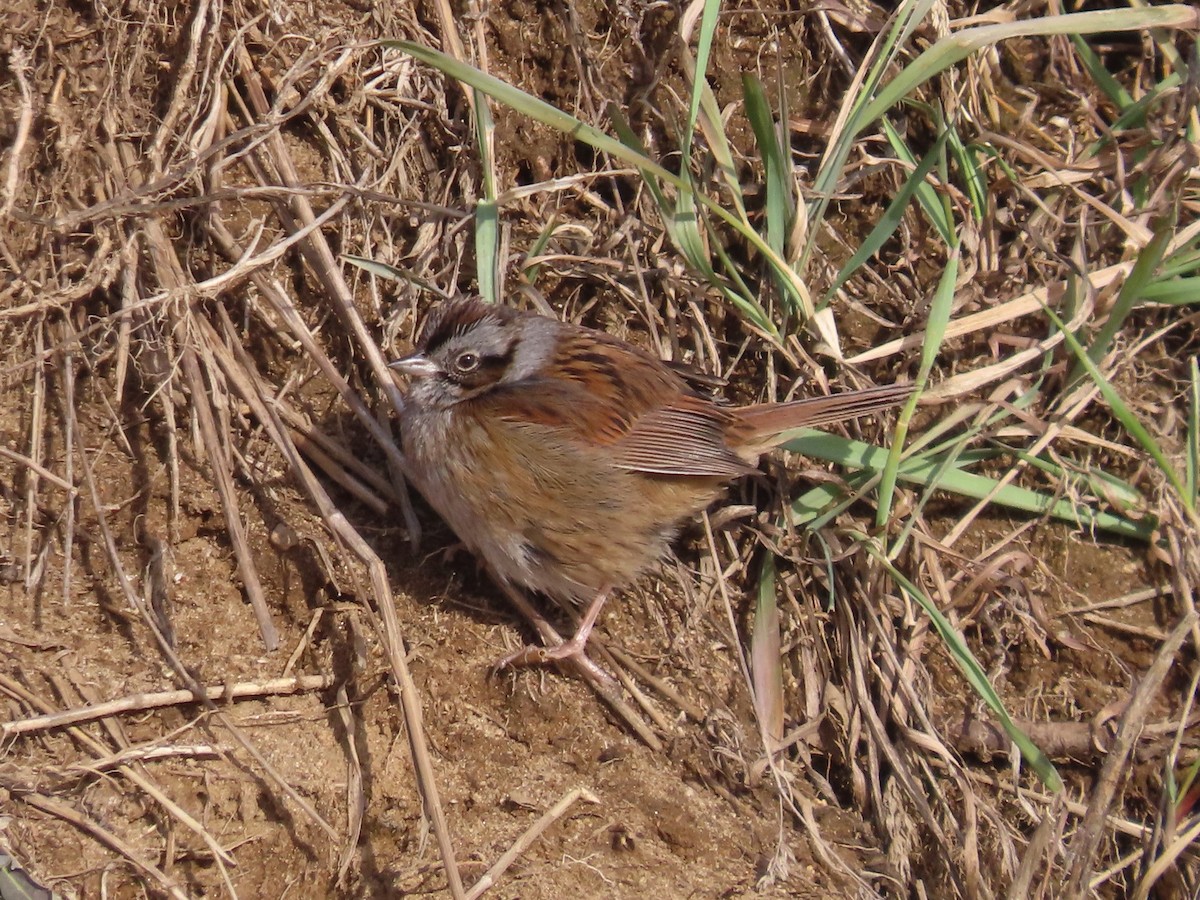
[454,351,480,373]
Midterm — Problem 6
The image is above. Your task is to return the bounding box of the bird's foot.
[494,635,616,691]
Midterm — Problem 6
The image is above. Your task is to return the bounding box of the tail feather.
[737,382,912,442]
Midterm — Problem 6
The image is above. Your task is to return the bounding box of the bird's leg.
[492,582,662,748]
[494,584,613,683]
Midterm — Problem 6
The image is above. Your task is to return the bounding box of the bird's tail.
[736,382,913,443]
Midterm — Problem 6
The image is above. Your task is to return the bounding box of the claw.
[494,634,617,692]
[493,585,614,684]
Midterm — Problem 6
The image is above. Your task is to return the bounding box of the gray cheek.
[504,320,559,382]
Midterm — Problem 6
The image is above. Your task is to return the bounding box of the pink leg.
[495,585,615,686]
[501,589,608,664]
[492,582,667,745]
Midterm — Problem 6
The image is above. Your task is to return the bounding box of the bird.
[391,298,910,675]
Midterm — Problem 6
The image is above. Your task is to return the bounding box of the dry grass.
[1,0,1198,897]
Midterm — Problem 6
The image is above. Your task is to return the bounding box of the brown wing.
[609,395,757,477]
[475,327,753,479]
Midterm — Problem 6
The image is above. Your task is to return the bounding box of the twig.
[333,683,366,888]
[2,675,334,737]
[205,216,415,524]
[59,320,77,608]
[0,445,77,494]
[229,48,421,541]
[72,414,337,841]
[194,310,393,517]
[0,671,238,872]
[1131,815,1200,899]
[182,320,281,650]
[276,404,403,504]
[588,639,673,733]
[845,260,1133,365]
[146,0,214,171]
[22,321,45,594]
[13,789,188,899]
[213,316,466,898]
[1064,609,1199,894]
[282,609,325,678]
[1008,810,1063,900]
[1060,586,1171,616]
[281,424,389,516]
[1080,613,1167,642]
[1,47,34,217]
[603,644,706,723]
[64,744,221,774]
[464,788,600,900]
[844,595,968,896]
[107,133,278,648]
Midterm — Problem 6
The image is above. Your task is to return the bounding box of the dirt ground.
[2,0,1198,897]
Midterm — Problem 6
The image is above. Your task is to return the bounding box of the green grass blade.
[0,854,55,900]
[608,103,779,334]
[475,198,499,303]
[785,431,1155,540]
[1044,303,1195,518]
[387,42,822,337]
[1138,277,1200,305]
[1156,244,1200,280]
[855,8,1197,136]
[521,216,559,284]
[882,114,953,242]
[743,73,790,258]
[1085,72,1185,159]
[877,243,957,528]
[824,124,951,304]
[1072,223,1173,381]
[474,87,498,200]
[343,254,405,282]
[386,40,679,184]
[607,104,673,209]
[801,0,938,275]
[752,552,784,747]
[858,538,1064,792]
[676,44,747,219]
[1070,34,1134,110]
[1189,358,1199,506]
[946,123,988,223]
[681,0,721,165]
[342,254,452,299]
[473,91,499,303]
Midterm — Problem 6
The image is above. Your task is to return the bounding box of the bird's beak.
[389,354,440,379]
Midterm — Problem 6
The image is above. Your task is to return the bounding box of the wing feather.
[610,401,755,477]
[467,329,750,479]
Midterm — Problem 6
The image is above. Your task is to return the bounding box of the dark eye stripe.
[448,348,515,388]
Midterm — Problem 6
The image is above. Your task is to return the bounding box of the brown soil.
[2,0,1197,898]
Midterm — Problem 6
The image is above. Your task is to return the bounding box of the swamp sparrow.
[392,298,910,673]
